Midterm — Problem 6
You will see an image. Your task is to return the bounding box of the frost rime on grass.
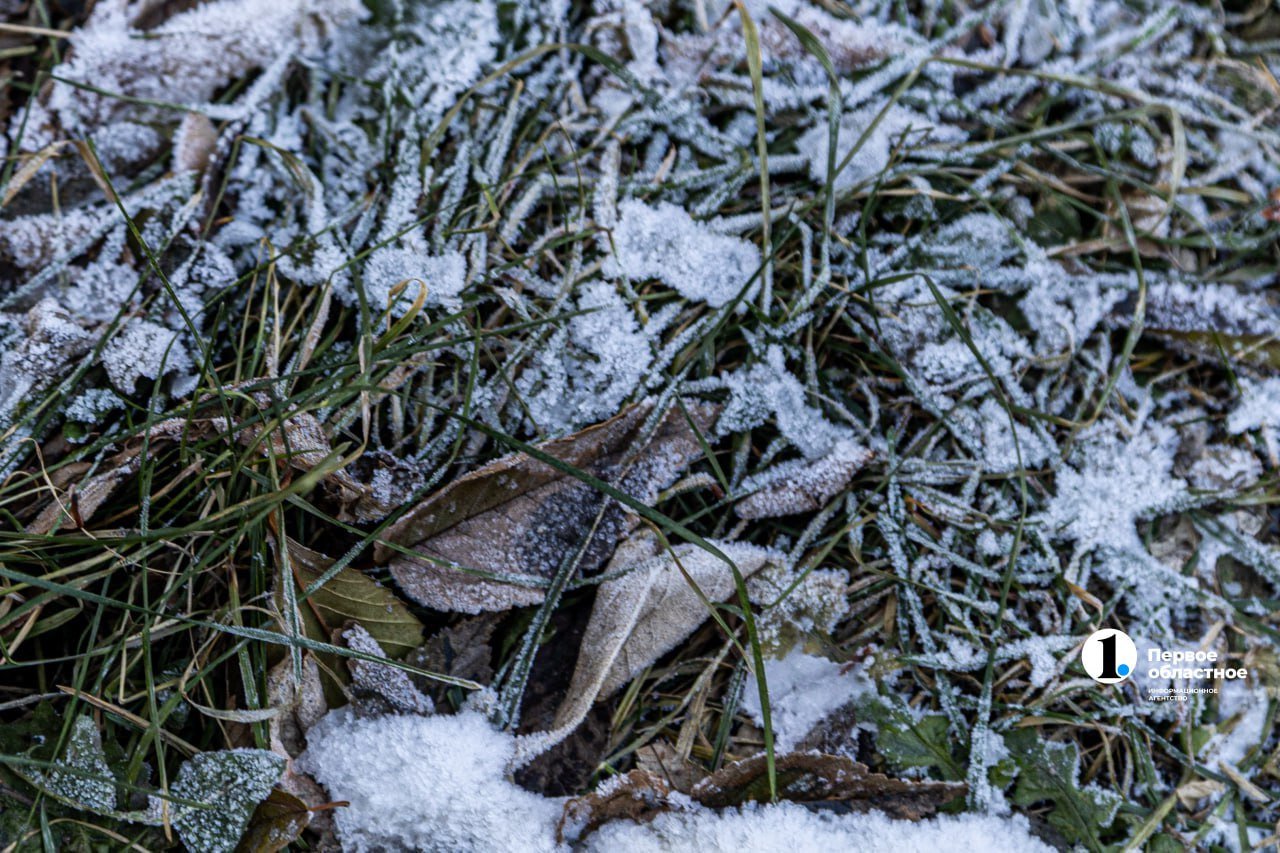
[1,0,1277,842]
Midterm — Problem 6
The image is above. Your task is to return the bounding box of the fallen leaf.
[1175,778,1225,809]
[235,788,311,853]
[263,652,331,841]
[1,141,71,207]
[28,392,346,535]
[266,653,327,759]
[175,112,217,173]
[410,614,499,692]
[548,534,779,736]
[557,769,673,844]
[1262,187,1280,223]
[691,752,967,818]
[26,416,193,535]
[36,716,116,813]
[169,749,285,853]
[558,752,966,843]
[736,440,871,519]
[377,400,717,613]
[286,540,424,659]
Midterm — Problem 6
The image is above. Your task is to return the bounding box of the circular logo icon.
[1081,629,1138,684]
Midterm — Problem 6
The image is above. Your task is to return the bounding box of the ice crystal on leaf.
[101,320,194,394]
[40,717,116,814]
[168,749,284,853]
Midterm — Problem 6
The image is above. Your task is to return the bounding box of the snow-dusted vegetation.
[0,0,1277,847]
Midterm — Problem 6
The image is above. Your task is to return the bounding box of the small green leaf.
[38,716,116,813]
[858,698,964,780]
[1006,729,1121,852]
[170,749,284,853]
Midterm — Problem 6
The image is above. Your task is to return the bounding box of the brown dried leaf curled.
[377,400,717,614]
[548,535,779,735]
[557,769,674,844]
[691,752,966,819]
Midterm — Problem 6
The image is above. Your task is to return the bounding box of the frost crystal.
[604,200,758,308]
[169,749,284,853]
[1038,424,1186,552]
[298,708,562,852]
[101,320,194,394]
[720,346,853,458]
[518,281,655,431]
[1227,378,1280,437]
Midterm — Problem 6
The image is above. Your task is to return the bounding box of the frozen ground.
[0,0,1278,848]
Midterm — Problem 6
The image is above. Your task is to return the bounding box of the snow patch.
[298,708,562,853]
[582,800,1053,852]
[740,648,874,752]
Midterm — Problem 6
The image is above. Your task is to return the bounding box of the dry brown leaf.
[377,400,717,613]
[547,534,778,736]
[691,752,967,818]
[26,416,194,535]
[1,141,71,207]
[410,614,499,691]
[559,752,966,843]
[173,112,217,173]
[235,788,311,853]
[266,653,327,759]
[557,769,674,844]
[736,440,871,519]
[1175,778,1225,809]
[264,654,334,843]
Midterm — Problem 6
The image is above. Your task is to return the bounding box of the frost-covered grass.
[0,0,1278,848]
